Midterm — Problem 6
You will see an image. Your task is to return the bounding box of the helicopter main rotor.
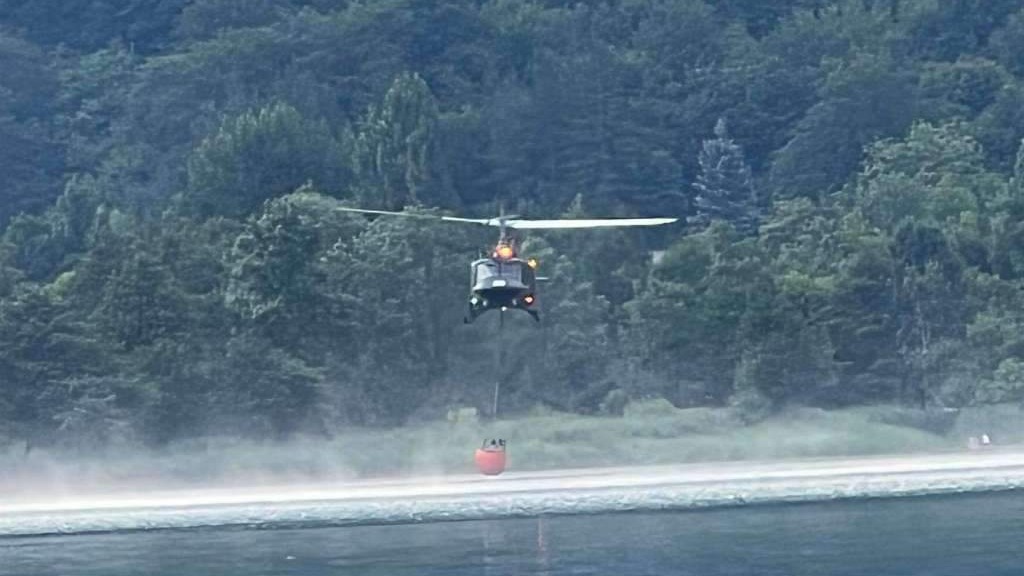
[334,207,678,236]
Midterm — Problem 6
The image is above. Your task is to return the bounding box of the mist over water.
[0,439,358,505]
[3,451,1024,538]
[4,402,1007,505]
[2,410,1024,573]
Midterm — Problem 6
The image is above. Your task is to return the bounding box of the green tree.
[691,119,759,235]
[770,49,917,199]
[98,247,183,351]
[975,358,1024,405]
[0,284,111,442]
[186,102,346,218]
[852,122,999,232]
[971,81,1024,172]
[0,33,63,227]
[1,174,111,283]
[56,45,139,173]
[989,9,1024,76]
[528,252,615,413]
[225,190,362,364]
[917,58,1010,122]
[175,0,291,40]
[711,0,823,37]
[629,222,772,405]
[0,0,187,53]
[348,72,456,209]
[906,0,1020,62]
[320,204,480,422]
[964,269,1024,394]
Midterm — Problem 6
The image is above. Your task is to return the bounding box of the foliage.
[186,102,346,218]
[3,0,1024,447]
[690,119,759,235]
[347,72,456,210]
[0,33,63,226]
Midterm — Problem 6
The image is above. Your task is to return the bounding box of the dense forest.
[2,0,1024,448]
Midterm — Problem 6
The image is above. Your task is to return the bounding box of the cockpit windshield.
[475,261,522,283]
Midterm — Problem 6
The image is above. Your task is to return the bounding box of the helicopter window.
[475,263,497,281]
[499,264,521,282]
[474,261,521,283]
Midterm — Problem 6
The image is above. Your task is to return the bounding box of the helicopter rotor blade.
[335,206,491,225]
[336,208,678,230]
[500,217,678,230]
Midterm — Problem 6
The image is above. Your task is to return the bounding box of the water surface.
[4,492,1023,575]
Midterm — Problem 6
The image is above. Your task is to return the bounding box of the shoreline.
[4,450,1024,537]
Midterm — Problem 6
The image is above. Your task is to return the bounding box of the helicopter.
[335,207,677,324]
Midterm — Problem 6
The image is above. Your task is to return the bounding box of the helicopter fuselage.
[466,256,539,323]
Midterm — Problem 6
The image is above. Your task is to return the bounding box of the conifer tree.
[348,72,456,210]
[690,119,759,235]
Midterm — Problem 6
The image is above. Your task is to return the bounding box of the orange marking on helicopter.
[495,245,515,260]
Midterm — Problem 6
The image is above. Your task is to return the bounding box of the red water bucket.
[475,439,507,475]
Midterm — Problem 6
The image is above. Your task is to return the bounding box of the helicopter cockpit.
[471,258,530,292]
[468,256,539,323]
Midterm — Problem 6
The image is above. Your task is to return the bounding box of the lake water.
[3,491,1023,575]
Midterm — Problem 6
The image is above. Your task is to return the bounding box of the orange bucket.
[475,439,507,475]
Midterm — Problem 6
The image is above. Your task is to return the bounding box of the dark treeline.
[3,0,1024,447]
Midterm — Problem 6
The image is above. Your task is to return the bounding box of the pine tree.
[348,72,456,210]
[690,119,759,235]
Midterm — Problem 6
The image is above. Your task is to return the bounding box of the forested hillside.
[2,0,1024,448]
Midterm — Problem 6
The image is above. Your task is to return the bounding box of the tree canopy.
[3,0,1024,446]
